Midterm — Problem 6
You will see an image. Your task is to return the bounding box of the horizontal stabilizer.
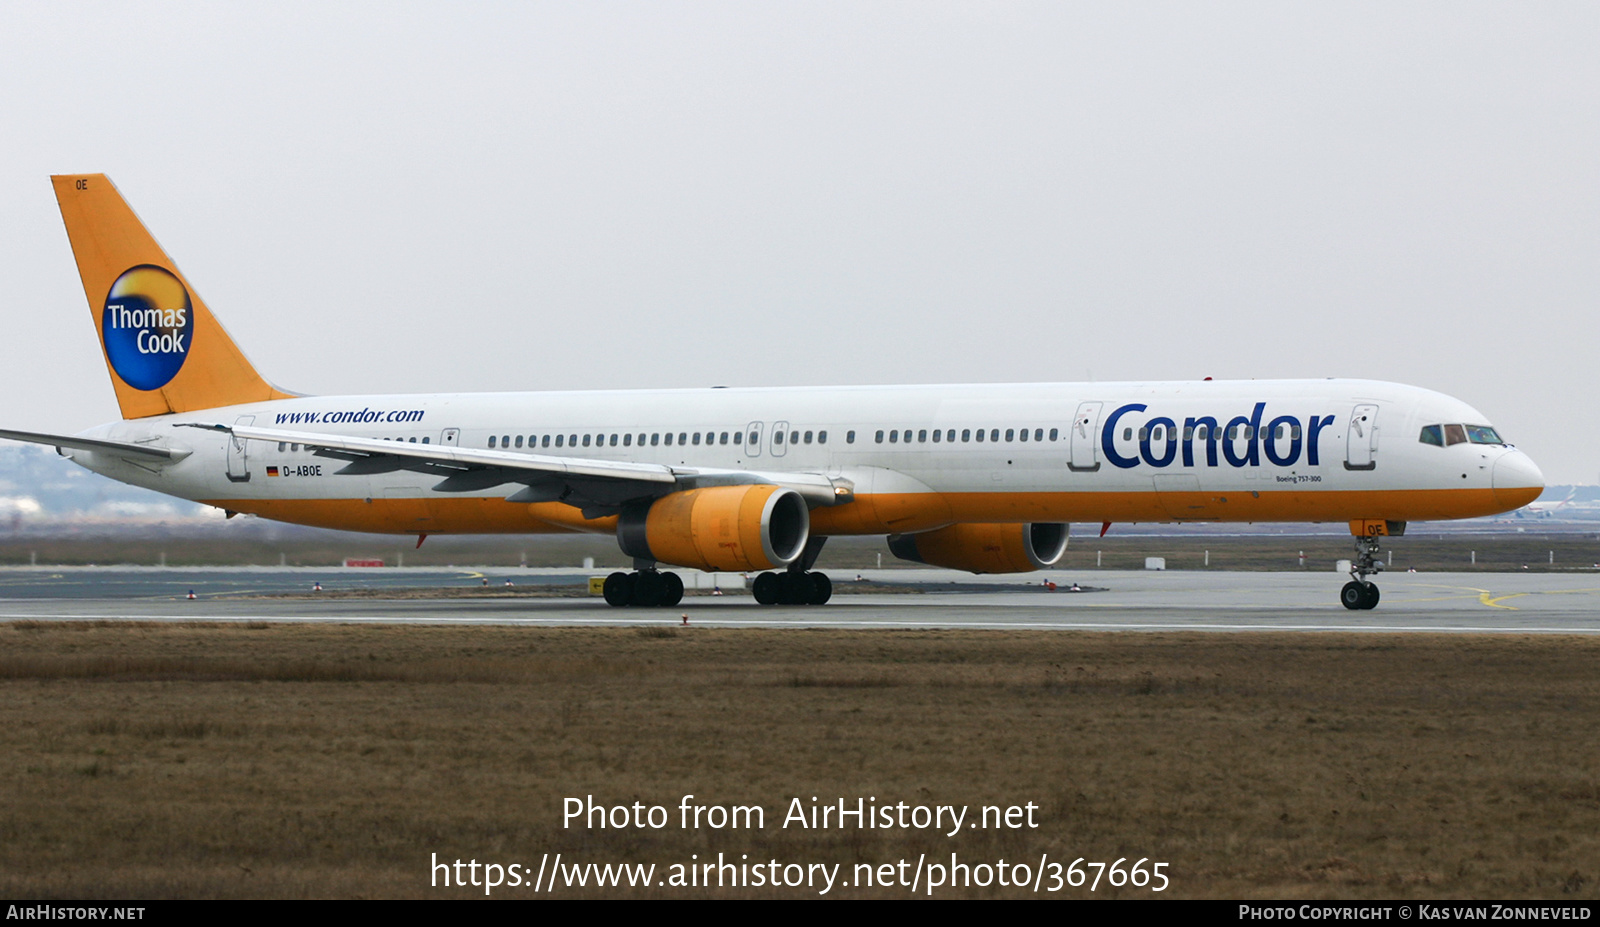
[0,427,190,460]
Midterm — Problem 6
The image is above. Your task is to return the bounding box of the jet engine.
[618,485,810,572]
[887,523,1068,574]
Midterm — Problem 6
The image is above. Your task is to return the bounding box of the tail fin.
[51,174,294,419]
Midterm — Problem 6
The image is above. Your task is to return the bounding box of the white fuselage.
[65,377,1543,538]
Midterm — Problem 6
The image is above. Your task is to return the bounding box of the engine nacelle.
[887,523,1068,574]
[618,485,810,572]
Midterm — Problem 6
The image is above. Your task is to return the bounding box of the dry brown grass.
[0,622,1596,899]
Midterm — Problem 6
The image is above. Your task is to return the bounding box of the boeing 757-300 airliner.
[0,175,1545,609]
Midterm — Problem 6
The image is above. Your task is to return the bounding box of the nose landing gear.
[1341,521,1402,610]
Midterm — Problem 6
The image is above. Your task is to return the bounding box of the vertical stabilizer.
[51,174,293,418]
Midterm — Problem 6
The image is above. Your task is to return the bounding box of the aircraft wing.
[0,427,191,461]
[205,423,848,514]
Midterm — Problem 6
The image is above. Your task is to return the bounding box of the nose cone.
[1493,450,1545,511]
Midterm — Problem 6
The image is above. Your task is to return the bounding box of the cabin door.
[1069,402,1103,472]
[1345,404,1379,470]
[226,415,254,483]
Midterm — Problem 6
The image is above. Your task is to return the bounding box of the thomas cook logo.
[101,265,194,391]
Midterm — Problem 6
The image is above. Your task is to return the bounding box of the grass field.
[1,622,1596,898]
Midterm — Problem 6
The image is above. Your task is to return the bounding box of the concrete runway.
[1,566,1598,632]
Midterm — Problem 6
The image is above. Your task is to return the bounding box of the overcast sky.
[2,2,1595,482]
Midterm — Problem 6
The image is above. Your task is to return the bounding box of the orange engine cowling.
[887,523,1068,574]
[618,485,810,572]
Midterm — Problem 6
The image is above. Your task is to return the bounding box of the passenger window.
[1018,428,1028,442]
[1124,428,1133,441]
[889,430,899,443]
[947,429,956,442]
[804,431,813,444]
[846,430,855,444]
[1291,424,1301,440]
[651,434,660,446]
[932,429,942,443]
[789,431,798,445]
[1226,426,1237,441]
[582,435,590,447]
[542,436,551,448]
[918,429,927,442]
[277,442,286,452]
[1195,425,1208,440]
[962,429,971,442]
[990,429,1000,442]
[976,429,986,443]
[489,436,497,448]
[624,434,632,447]
[610,434,618,446]
[665,433,673,446]
[875,430,884,443]
[1138,427,1148,441]
[569,434,577,447]
[692,433,701,446]
[422,437,430,444]
[408,437,416,443]
[515,436,523,448]
[1182,426,1193,441]
[1444,424,1467,446]
[555,435,563,447]
[734,432,743,445]
[1034,428,1043,442]
[817,431,826,444]
[1049,427,1058,441]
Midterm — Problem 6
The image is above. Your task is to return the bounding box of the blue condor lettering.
[1102,403,1336,470]
[274,409,426,425]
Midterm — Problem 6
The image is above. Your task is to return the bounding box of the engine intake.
[618,485,810,572]
[887,523,1068,574]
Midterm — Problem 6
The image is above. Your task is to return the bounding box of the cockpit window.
[1466,425,1504,445]
[1419,425,1443,447]
[1443,424,1467,446]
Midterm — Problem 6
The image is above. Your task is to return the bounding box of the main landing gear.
[751,537,833,606]
[1340,531,1386,610]
[751,569,833,606]
[603,569,684,608]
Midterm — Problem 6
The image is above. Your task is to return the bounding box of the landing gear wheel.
[660,571,684,607]
[787,572,816,605]
[631,570,664,607]
[1341,581,1380,610]
[752,572,780,605]
[807,571,832,605]
[602,572,633,607]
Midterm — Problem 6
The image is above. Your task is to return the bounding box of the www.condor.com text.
[431,851,1168,896]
